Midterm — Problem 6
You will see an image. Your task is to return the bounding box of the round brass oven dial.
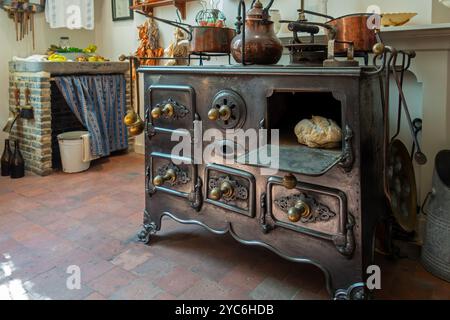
[153,169,177,186]
[209,90,246,129]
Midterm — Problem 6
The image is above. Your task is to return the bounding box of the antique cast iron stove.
[139,65,384,300]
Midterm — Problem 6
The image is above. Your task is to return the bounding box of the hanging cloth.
[54,75,129,158]
[45,0,94,30]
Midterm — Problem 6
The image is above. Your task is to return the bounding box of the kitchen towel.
[45,0,94,30]
[54,75,129,158]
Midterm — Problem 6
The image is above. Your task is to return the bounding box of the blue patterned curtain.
[54,74,128,157]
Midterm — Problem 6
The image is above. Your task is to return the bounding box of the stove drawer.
[146,85,197,139]
[147,152,195,199]
[205,164,256,218]
[263,176,355,257]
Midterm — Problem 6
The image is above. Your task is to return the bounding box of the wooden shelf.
[131,0,196,20]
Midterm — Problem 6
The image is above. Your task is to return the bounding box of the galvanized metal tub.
[422,150,450,282]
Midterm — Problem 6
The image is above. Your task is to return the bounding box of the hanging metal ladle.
[119,54,144,137]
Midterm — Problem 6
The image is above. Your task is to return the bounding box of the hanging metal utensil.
[14,5,19,41]
[386,139,418,233]
[390,50,427,165]
[30,4,35,50]
[20,86,34,119]
[129,57,145,137]
[411,118,423,160]
[119,55,144,137]
[3,85,21,133]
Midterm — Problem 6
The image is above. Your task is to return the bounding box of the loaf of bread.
[294,116,342,149]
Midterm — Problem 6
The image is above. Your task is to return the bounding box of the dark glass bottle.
[1,139,12,176]
[10,140,25,179]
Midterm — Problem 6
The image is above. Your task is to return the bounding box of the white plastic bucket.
[57,131,92,173]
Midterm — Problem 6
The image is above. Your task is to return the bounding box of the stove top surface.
[139,64,376,76]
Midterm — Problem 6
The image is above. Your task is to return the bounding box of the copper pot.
[135,11,235,54]
[190,26,236,54]
[326,14,378,53]
[231,0,283,65]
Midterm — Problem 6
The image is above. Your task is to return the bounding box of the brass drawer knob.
[151,103,175,119]
[283,174,298,190]
[208,105,231,121]
[153,169,177,186]
[287,200,311,223]
[210,181,234,201]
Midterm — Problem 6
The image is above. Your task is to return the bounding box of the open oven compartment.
[238,90,348,176]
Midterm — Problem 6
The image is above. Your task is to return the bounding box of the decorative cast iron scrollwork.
[189,177,203,212]
[334,213,356,258]
[208,176,248,203]
[145,108,156,139]
[154,99,190,120]
[260,192,273,234]
[156,163,190,187]
[339,125,354,172]
[274,193,336,224]
[138,210,158,245]
[334,282,366,300]
[146,165,156,196]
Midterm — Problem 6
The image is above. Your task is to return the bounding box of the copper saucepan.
[326,13,379,54]
[286,11,380,54]
[136,10,235,54]
[190,26,236,54]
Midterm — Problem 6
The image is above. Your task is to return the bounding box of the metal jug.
[422,150,450,282]
[231,0,283,65]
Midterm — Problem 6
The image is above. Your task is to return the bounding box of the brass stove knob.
[153,169,177,186]
[219,105,232,121]
[210,181,234,201]
[151,103,175,119]
[288,200,311,223]
[208,108,220,121]
[283,174,298,190]
[151,107,162,119]
[208,105,231,122]
[373,43,385,56]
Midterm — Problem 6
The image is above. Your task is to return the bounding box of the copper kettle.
[231,0,283,65]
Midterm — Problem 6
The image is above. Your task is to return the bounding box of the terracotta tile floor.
[1,152,450,300]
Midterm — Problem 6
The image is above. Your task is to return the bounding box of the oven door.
[263,176,355,257]
[147,152,202,211]
[146,84,198,155]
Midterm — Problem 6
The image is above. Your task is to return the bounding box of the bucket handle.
[81,134,91,163]
[421,190,435,216]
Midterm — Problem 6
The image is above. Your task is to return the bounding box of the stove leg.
[334,283,367,300]
[137,209,158,245]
